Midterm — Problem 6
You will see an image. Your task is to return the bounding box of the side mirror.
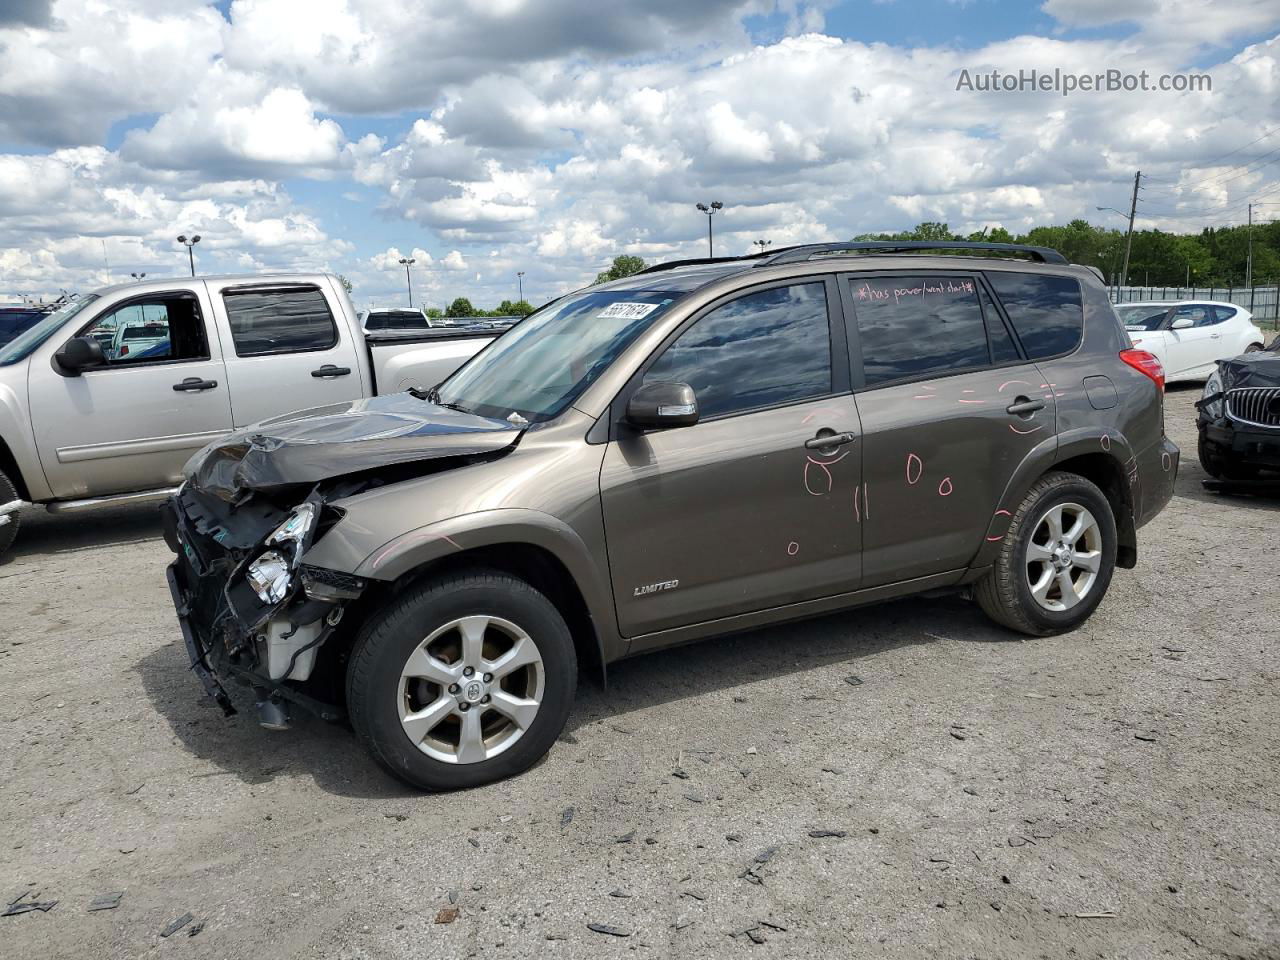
[626,381,699,430]
[1171,316,1194,330]
[55,335,107,375]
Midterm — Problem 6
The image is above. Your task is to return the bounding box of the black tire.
[346,567,576,791]
[0,467,20,559]
[1197,433,1223,479]
[975,471,1117,636]
[1244,343,1264,353]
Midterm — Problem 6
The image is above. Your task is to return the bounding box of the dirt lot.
[1,385,1277,959]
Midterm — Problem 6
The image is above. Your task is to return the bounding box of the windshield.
[436,287,680,423]
[1116,304,1169,331]
[0,295,100,366]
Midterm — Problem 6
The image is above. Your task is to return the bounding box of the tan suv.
[163,242,1178,790]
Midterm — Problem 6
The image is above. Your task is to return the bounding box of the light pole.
[753,239,771,256]
[176,235,201,277]
[130,272,147,282]
[696,201,723,257]
[398,257,416,308]
[517,271,525,305]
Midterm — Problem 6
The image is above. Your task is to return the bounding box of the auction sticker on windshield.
[598,302,660,320]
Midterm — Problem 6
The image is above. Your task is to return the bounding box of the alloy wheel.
[397,615,545,764]
[1024,502,1103,612]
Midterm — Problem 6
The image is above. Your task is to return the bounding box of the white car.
[1115,300,1267,383]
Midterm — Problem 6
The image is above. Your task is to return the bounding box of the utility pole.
[753,239,771,256]
[1119,170,1140,290]
[517,271,525,304]
[177,234,201,277]
[1246,202,1253,290]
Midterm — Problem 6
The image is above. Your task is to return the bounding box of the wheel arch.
[0,433,31,502]
[344,509,623,682]
[975,430,1138,571]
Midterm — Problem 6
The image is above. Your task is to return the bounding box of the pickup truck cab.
[0,273,511,557]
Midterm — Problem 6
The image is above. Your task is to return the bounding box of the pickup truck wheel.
[0,468,20,558]
[975,471,1117,636]
[346,568,576,791]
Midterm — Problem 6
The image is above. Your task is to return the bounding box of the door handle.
[1209,333,1221,339]
[804,431,858,450]
[311,365,352,378]
[1005,396,1046,416]
[173,378,218,392]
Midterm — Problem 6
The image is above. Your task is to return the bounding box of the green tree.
[425,307,443,319]
[336,274,353,294]
[594,255,647,285]
[446,297,476,318]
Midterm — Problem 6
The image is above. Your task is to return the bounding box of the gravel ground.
[2,384,1277,959]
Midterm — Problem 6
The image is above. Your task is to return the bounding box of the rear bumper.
[1136,435,1179,528]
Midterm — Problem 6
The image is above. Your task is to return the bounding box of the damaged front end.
[1197,351,1280,480]
[163,482,364,727]
[161,393,523,728]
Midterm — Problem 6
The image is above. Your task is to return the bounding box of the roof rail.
[633,255,757,276]
[756,241,1068,266]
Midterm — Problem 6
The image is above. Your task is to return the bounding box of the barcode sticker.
[598,302,659,320]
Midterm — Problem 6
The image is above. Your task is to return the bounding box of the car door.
[600,277,863,639]
[843,272,1056,588]
[1162,304,1219,379]
[28,287,233,499]
[210,281,364,427]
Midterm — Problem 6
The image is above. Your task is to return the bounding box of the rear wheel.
[976,471,1117,636]
[346,567,576,790]
[0,468,20,559]
[1245,343,1264,353]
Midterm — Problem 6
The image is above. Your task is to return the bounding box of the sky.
[1,0,1278,309]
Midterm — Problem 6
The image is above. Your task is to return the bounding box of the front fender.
[0,360,50,501]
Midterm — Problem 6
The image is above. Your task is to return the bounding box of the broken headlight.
[1200,369,1225,419]
[244,502,319,605]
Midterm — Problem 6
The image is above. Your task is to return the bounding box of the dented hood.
[186,392,522,500]
[1218,349,1280,390]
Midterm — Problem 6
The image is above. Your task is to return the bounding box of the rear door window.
[848,275,990,386]
[642,282,833,419]
[980,286,1021,364]
[223,286,338,357]
[985,273,1083,359]
[1212,305,1237,323]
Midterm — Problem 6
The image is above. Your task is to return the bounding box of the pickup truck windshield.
[0,295,99,366]
[436,288,678,423]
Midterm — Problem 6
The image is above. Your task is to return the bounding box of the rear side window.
[849,276,989,386]
[1213,305,1237,323]
[223,286,338,357]
[986,273,1083,359]
[643,282,832,419]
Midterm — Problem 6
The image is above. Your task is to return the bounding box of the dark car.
[1196,344,1280,480]
[0,307,47,349]
[163,241,1178,790]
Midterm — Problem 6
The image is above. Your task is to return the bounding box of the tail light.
[1120,348,1164,390]
[118,344,129,357]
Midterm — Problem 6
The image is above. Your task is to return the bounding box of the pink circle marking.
[1100,434,1111,452]
[938,477,954,497]
[906,453,923,485]
[786,541,799,556]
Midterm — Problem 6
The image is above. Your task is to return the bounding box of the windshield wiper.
[412,384,471,415]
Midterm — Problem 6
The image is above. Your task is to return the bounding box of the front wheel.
[0,467,21,559]
[346,568,577,790]
[976,471,1117,636]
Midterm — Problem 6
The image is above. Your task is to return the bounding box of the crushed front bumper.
[166,561,236,717]
[1200,419,1280,471]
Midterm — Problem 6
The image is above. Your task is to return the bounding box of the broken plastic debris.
[161,913,194,938]
[87,892,123,912]
[587,923,631,937]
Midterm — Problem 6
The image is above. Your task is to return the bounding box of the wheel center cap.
[1053,543,1073,569]
[462,679,486,704]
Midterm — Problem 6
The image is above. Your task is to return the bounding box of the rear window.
[366,311,430,331]
[986,273,1083,359]
[223,286,338,357]
[122,325,165,340]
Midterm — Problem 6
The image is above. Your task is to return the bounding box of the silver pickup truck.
[0,273,511,558]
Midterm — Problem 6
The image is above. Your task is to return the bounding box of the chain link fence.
[1109,285,1279,329]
